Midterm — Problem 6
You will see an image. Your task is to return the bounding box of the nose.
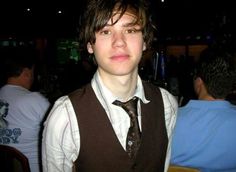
[112,32,126,48]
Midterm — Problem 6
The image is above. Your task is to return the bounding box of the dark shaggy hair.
[78,0,155,49]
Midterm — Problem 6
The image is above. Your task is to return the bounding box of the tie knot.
[113,97,138,118]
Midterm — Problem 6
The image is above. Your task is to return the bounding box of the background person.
[171,46,236,171]
[0,47,50,172]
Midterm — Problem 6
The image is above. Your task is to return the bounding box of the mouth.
[111,54,129,61]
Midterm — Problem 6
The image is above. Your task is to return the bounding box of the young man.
[0,47,50,172]
[42,0,177,171]
[171,47,236,171]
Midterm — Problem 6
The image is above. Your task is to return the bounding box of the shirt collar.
[91,71,150,105]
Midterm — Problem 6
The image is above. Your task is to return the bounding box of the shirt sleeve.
[42,96,80,172]
[159,88,178,172]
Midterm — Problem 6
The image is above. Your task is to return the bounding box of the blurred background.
[0,0,235,104]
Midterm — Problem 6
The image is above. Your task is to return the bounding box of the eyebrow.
[105,19,140,28]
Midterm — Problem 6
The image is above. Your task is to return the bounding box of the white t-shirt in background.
[0,84,50,172]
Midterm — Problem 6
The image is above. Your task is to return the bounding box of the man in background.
[171,46,236,171]
[0,47,50,172]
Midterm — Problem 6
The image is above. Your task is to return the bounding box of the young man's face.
[87,11,146,77]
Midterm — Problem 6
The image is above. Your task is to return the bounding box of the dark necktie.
[113,96,141,159]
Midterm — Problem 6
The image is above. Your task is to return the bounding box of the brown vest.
[69,81,168,172]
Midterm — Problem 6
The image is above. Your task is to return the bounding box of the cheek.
[133,37,146,51]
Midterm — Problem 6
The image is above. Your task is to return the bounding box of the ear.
[193,77,203,95]
[22,68,33,80]
[87,42,94,54]
[142,42,146,51]
[22,68,30,77]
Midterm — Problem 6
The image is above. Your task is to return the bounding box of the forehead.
[111,12,136,21]
[108,9,139,26]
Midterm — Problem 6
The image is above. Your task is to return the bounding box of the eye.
[99,29,111,35]
[125,28,137,34]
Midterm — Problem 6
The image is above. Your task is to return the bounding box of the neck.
[198,94,215,100]
[98,70,138,101]
[196,80,225,101]
[7,77,30,90]
[198,91,225,101]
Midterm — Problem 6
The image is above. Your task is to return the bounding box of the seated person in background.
[0,47,50,172]
[170,46,236,172]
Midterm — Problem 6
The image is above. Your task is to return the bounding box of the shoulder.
[159,87,178,110]
[142,81,178,110]
[45,95,77,126]
[22,91,49,104]
[68,84,91,100]
[48,96,73,119]
[19,91,50,111]
[142,81,160,92]
[156,87,178,138]
[44,95,78,138]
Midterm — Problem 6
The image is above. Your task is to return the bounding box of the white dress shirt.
[42,71,178,172]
